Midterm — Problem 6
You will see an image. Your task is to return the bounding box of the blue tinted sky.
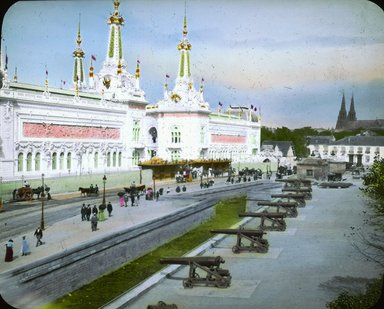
[2,0,384,129]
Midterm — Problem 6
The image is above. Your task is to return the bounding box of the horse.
[79,187,91,197]
[32,186,44,199]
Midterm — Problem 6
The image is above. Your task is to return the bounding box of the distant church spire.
[72,15,85,89]
[336,92,347,130]
[347,94,357,121]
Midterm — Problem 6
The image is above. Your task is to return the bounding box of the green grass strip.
[42,196,246,309]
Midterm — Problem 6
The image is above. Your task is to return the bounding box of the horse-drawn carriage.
[78,185,99,197]
[13,185,50,201]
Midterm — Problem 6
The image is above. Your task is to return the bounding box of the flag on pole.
[251,104,254,109]
[5,53,8,70]
[218,101,223,107]
[166,74,170,78]
[201,77,205,82]
[45,66,48,77]
[254,107,257,111]
[91,55,96,61]
[137,59,140,64]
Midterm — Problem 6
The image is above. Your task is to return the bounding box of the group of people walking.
[80,202,113,232]
[4,227,43,262]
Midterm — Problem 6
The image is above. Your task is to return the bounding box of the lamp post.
[40,173,45,230]
[0,176,3,211]
[102,175,107,206]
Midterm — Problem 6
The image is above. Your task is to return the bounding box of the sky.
[1,0,384,129]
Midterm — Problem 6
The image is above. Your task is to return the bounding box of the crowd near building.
[0,0,262,181]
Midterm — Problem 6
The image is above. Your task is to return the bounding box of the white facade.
[307,135,384,167]
[0,1,261,181]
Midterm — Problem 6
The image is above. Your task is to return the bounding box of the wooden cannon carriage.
[159,256,231,288]
[257,201,298,218]
[281,188,312,199]
[210,228,269,253]
[13,187,33,201]
[270,193,306,207]
[239,212,287,231]
[124,184,146,194]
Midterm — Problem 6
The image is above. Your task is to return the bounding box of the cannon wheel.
[216,279,230,288]
[232,246,240,254]
[183,279,193,288]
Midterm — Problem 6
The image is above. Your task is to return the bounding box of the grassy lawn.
[43,196,246,309]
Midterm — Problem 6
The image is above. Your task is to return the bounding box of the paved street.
[115,176,383,309]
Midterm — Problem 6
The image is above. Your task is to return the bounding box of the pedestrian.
[4,239,14,262]
[156,191,160,201]
[91,213,98,231]
[124,193,129,207]
[119,195,125,207]
[107,201,113,217]
[98,204,106,221]
[166,187,171,194]
[92,205,98,215]
[130,193,135,207]
[81,203,86,221]
[34,227,43,247]
[95,184,99,194]
[86,204,92,221]
[20,236,31,256]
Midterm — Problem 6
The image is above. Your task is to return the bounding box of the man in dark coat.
[34,227,43,247]
[107,202,113,217]
[92,205,98,215]
[91,214,98,231]
[86,205,92,221]
[81,203,86,221]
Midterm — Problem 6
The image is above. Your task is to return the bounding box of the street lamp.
[40,173,45,230]
[102,175,107,206]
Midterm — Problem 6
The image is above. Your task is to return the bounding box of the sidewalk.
[0,177,236,274]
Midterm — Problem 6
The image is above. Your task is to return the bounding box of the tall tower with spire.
[336,93,347,130]
[72,18,86,90]
[347,94,357,121]
[95,0,145,100]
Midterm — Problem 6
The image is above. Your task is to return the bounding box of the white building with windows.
[307,135,384,167]
[0,0,261,181]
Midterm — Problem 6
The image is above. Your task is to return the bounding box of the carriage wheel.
[25,192,33,200]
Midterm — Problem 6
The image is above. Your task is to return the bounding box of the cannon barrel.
[239,212,286,218]
[276,179,311,184]
[147,301,178,309]
[271,194,305,199]
[159,256,225,267]
[210,229,265,236]
[257,201,297,207]
[282,188,311,192]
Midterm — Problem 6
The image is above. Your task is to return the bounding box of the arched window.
[107,152,111,167]
[132,150,140,166]
[113,152,117,167]
[35,152,41,171]
[59,152,65,170]
[171,150,181,161]
[18,153,24,172]
[26,153,32,171]
[132,121,140,142]
[52,152,57,170]
[94,152,98,168]
[118,152,122,167]
[67,152,72,170]
[171,126,181,143]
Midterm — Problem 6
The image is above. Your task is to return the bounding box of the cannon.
[257,201,298,218]
[282,188,312,199]
[270,193,306,207]
[147,301,178,309]
[239,212,287,231]
[276,179,312,191]
[159,256,231,288]
[210,228,269,253]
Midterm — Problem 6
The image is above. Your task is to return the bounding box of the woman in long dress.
[21,236,31,256]
[4,239,14,262]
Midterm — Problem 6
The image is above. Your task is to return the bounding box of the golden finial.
[89,60,94,78]
[109,0,124,24]
[77,14,82,45]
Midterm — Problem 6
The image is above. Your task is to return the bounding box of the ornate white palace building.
[0,0,261,181]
